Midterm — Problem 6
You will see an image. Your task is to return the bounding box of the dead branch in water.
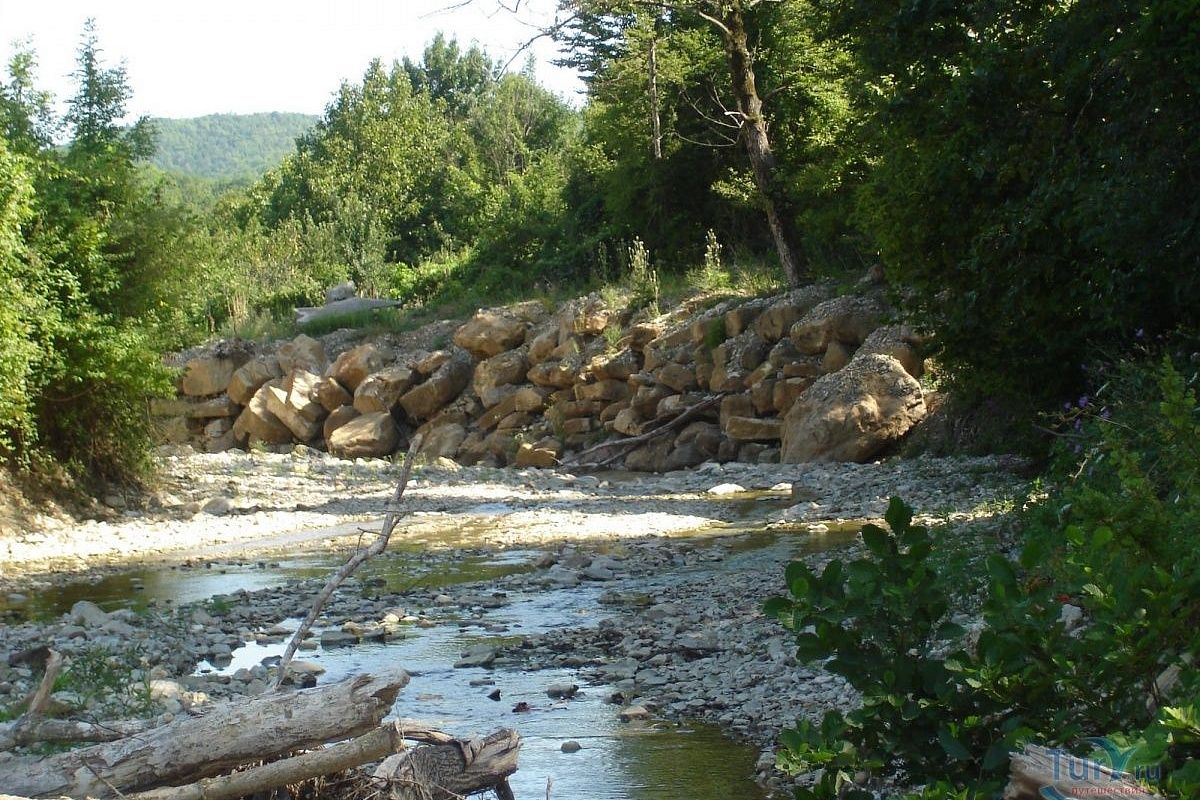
[275,434,424,687]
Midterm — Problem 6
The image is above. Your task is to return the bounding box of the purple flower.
[1078,395,1089,409]
[1135,328,1145,339]
[1100,407,1111,420]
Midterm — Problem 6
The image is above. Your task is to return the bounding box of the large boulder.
[323,405,360,442]
[419,422,469,459]
[181,356,243,397]
[528,358,579,389]
[710,331,770,393]
[232,381,293,445]
[312,376,353,412]
[781,353,925,463]
[265,370,327,441]
[277,334,328,374]
[354,366,417,414]
[453,310,528,358]
[789,295,885,355]
[327,412,400,459]
[588,348,640,381]
[329,344,388,392]
[399,350,472,420]
[227,357,283,405]
[857,325,926,380]
[753,285,835,342]
[474,347,530,407]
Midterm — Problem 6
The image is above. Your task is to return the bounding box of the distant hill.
[149,112,318,181]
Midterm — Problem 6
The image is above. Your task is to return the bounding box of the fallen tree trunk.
[0,717,155,751]
[373,727,521,800]
[294,297,402,326]
[1005,744,1159,799]
[0,668,410,798]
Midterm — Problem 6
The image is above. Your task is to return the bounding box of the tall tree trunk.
[648,33,663,159]
[720,5,806,286]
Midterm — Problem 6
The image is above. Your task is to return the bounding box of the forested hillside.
[149,112,316,180]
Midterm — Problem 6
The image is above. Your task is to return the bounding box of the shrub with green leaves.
[767,358,1200,798]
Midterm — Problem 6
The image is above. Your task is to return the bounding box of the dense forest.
[148,112,317,181]
[0,4,1198,797]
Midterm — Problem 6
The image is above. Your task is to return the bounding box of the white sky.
[0,0,582,119]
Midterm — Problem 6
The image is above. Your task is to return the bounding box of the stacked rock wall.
[154,284,929,469]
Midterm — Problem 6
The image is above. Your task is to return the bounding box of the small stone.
[706,482,746,495]
[619,705,651,722]
[561,741,582,753]
[546,683,578,699]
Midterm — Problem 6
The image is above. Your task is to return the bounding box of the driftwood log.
[372,728,521,800]
[0,668,410,798]
[1005,744,1159,799]
[294,297,402,326]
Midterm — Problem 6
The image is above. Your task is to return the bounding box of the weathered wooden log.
[373,728,521,800]
[294,297,402,326]
[1005,744,1158,799]
[0,717,155,752]
[0,668,410,798]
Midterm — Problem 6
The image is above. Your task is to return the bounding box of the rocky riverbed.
[0,448,1027,796]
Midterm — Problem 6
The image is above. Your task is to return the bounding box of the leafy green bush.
[767,358,1200,798]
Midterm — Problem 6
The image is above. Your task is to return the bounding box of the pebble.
[561,741,582,753]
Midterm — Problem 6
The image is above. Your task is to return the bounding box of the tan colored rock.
[512,386,551,413]
[751,378,778,415]
[725,416,783,441]
[528,358,578,389]
[190,396,241,418]
[625,434,676,472]
[821,340,854,374]
[789,295,885,355]
[483,429,520,461]
[623,323,662,352]
[664,441,709,471]
[588,349,640,381]
[774,377,814,414]
[328,412,400,459]
[720,394,755,430]
[474,348,530,407]
[656,362,697,393]
[277,334,328,374]
[232,381,292,444]
[753,285,835,342]
[456,431,488,465]
[724,297,771,336]
[612,408,644,436]
[556,399,607,419]
[527,328,559,365]
[419,422,468,459]
[562,417,596,436]
[600,398,630,423]
[711,331,769,393]
[323,405,360,442]
[781,353,925,463]
[568,295,612,336]
[454,309,528,358]
[857,325,925,379]
[330,344,387,391]
[478,393,519,432]
[265,371,325,442]
[575,379,629,403]
[398,351,472,420]
[630,385,672,417]
[497,411,535,431]
[515,441,559,468]
[656,393,713,419]
[157,416,191,445]
[676,421,722,455]
[313,376,353,413]
[744,361,775,389]
[181,357,240,397]
[354,366,416,414]
[414,350,451,375]
[227,357,283,405]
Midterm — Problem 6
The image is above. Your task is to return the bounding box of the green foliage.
[0,27,183,486]
[827,0,1200,402]
[149,112,317,181]
[768,358,1200,797]
[55,645,155,719]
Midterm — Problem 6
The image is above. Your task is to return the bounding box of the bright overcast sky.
[0,0,582,119]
